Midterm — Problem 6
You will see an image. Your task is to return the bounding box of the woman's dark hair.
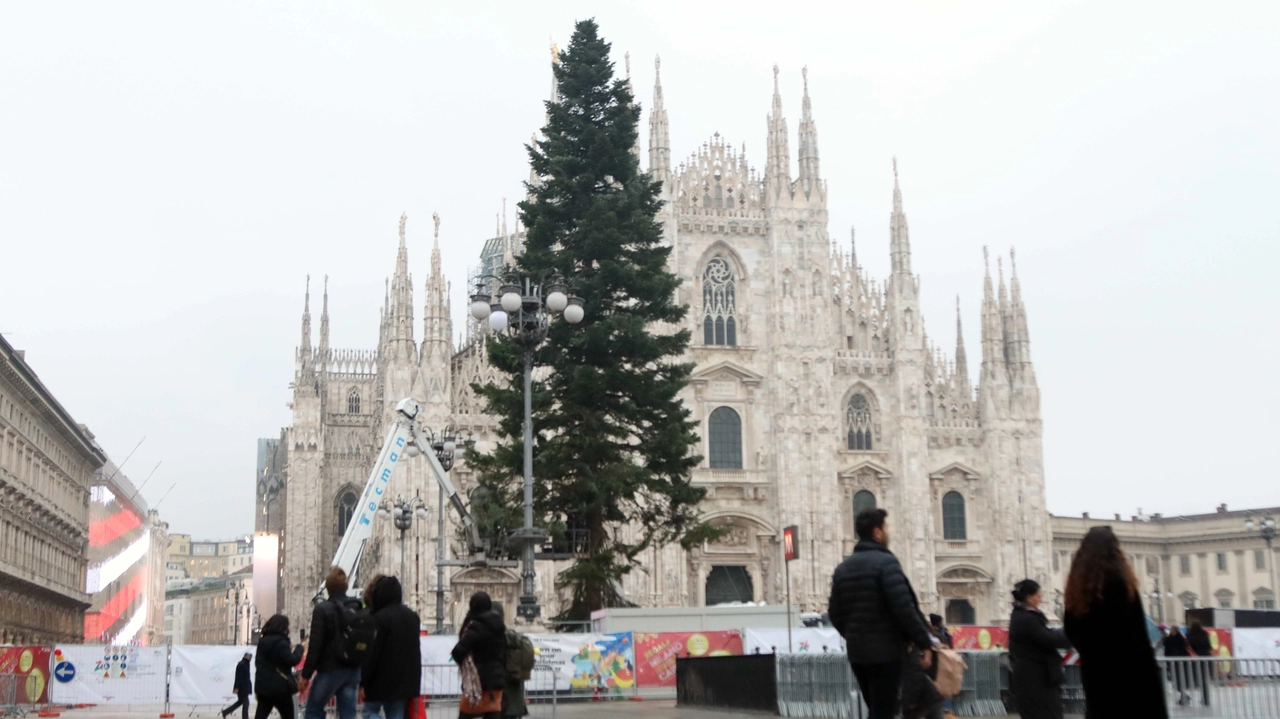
[260,614,290,637]
[1064,526,1139,615]
[855,508,889,541]
[1012,578,1041,603]
[462,591,492,629]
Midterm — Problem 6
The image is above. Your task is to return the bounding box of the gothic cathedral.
[279,58,1051,628]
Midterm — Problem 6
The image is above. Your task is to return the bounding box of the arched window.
[705,565,754,605]
[347,389,361,414]
[942,491,967,540]
[846,393,874,450]
[708,407,743,469]
[702,258,737,346]
[853,490,877,518]
[337,491,358,535]
[945,599,975,625]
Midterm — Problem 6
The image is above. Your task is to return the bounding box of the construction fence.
[774,653,1280,719]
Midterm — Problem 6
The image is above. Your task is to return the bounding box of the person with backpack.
[491,604,535,717]
[359,575,421,719]
[451,592,506,719]
[300,567,376,719]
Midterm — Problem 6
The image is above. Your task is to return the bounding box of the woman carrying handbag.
[254,614,306,719]
[451,592,507,719]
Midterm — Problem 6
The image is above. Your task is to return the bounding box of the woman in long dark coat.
[253,614,305,719]
[1008,579,1072,719]
[1063,526,1167,719]
[452,592,507,719]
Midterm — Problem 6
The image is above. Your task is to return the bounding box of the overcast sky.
[2,2,1277,540]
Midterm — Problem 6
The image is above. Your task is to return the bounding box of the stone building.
[279,60,1051,626]
[168,534,254,582]
[1050,505,1280,624]
[168,567,255,645]
[0,333,107,644]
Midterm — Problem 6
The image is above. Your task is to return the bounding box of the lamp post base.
[517,595,541,621]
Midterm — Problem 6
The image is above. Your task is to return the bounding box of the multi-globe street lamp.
[470,269,584,621]
[378,493,429,592]
[1245,514,1277,608]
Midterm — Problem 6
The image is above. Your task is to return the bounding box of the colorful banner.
[634,631,743,687]
[0,647,52,704]
[48,645,167,704]
[170,646,255,705]
[527,633,635,693]
[742,627,843,655]
[950,626,1010,651]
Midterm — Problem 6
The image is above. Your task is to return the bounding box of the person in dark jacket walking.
[1163,625,1191,705]
[300,568,362,719]
[1008,579,1071,719]
[1186,620,1214,707]
[222,653,254,719]
[452,592,507,719]
[254,615,305,719]
[1063,526,1167,719]
[359,576,421,719]
[828,509,938,719]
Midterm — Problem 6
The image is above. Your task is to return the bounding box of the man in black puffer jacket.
[828,508,936,719]
[360,576,421,719]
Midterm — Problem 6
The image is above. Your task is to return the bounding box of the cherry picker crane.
[312,397,499,603]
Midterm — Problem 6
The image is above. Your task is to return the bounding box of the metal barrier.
[1159,657,1280,719]
[0,675,24,719]
[419,664,556,719]
[677,654,777,713]
[775,653,864,718]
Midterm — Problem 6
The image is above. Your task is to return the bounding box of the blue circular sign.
[55,661,76,683]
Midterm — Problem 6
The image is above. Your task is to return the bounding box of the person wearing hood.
[253,614,305,719]
[452,592,507,719]
[359,575,421,719]
[1008,579,1072,719]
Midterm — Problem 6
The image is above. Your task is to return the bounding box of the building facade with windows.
[277,59,1052,627]
[168,534,254,583]
[1050,505,1280,624]
[0,334,108,644]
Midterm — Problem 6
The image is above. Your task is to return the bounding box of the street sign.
[783,525,799,561]
[54,661,76,683]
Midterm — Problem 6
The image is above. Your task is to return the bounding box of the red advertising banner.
[1200,628,1233,657]
[634,631,743,687]
[0,646,52,704]
[950,626,1010,651]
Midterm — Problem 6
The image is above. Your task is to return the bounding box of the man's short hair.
[855,508,888,541]
[325,567,349,595]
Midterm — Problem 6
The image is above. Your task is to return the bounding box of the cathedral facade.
[280,59,1051,628]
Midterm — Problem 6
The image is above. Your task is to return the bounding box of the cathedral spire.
[1008,247,1033,372]
[955,295,970,391]
[319,274,330,359]
[300,275,312,354]
[766,64,791,189]
[980,247,1008,382]
[649,55,670,182]
[389,213,415,348]
[797,66,820,189]
[889,158,912,276]
[422,212,452,354]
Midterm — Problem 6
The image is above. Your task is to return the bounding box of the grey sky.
[2,2,1276,540]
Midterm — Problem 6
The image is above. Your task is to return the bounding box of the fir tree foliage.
[469,19,717,623]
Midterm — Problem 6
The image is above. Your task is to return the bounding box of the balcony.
[935,539,982,558]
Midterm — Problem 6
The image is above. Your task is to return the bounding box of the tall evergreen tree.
[469,19,715,622]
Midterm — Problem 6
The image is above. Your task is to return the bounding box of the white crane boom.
[314,398,486,603]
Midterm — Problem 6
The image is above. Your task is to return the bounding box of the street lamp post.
[1245,515,1278,608]
[419,425,472,633]
[378,493,430,592]
[226,581,246,646]
[470,270,584,621]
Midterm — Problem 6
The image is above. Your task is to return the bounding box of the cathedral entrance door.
[705,565,754,605]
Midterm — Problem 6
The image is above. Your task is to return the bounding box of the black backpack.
[331,598,377,666]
